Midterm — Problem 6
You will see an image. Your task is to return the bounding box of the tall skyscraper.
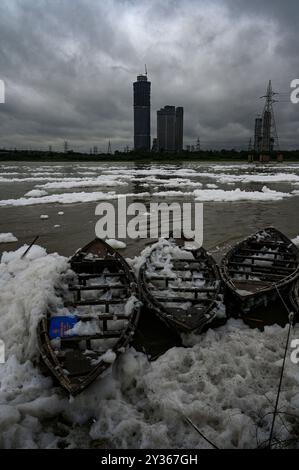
[133,74,151,152]
[157,105,184,152]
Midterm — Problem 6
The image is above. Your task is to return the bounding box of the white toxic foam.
[24,190,48,198]
[193,186,290,202]
[1,244,299,449]
[105,239,127,249]
[0,233,18,243]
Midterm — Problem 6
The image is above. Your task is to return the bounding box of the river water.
[0,160,299,260]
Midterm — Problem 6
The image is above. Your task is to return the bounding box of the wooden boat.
[37,238,140,396]
[220,227,299,314]
[138,238,222,333]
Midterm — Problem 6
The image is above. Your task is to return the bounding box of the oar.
[21,235,39,259]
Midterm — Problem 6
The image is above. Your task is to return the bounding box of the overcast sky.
[0,0,298,152]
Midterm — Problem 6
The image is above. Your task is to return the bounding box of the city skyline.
[0,0,298,151]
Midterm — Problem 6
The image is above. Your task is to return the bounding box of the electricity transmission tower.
[260,80,280,152]
[107,140,112,155]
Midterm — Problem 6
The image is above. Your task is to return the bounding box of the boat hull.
[138,238,222,333]
[37,238,140,395]
[220,227,299,319]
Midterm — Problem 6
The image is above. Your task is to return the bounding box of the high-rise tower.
[133,72,151,152]
[157,105,184,152]
[157,105,176,152]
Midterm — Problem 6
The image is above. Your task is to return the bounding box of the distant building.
[157,106,176,152]
[260,154,270,163]
[157,105,184,152]
[133,74,151,152]
[254,117,262,153]
[175,107,184,152]
[152,137,158,152]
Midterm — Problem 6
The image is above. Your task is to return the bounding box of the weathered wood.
[154,286,218,293]
[61,330,124,342]
[69,284,128,291]
[77,272,125,280]
[152,264,211,272]
[139,240,221,333]
[75,313,129,321]
[227,268,285,279]
[146,274,210,281]
[155,297,213,304]
[232,254,297,264]
[68,298,127,307]
[228,261,295,273]
[37,237,140,396]
[220,227,299,310]
[239,248,295,258]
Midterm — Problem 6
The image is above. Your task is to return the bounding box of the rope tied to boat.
[172,399,220,449]
[267,285,295,449]
[183,415,220,450]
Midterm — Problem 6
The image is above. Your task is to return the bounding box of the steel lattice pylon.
[260,80,280,152]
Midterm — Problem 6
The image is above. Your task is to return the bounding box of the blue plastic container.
[49,316,78,339]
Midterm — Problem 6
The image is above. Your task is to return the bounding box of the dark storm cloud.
[0,0,298,151]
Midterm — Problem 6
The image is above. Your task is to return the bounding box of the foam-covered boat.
[138,238,222,333]
[37,238,140,395]
[220,227,299,314]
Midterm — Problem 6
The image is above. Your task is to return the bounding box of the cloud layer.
[0,0,298,151]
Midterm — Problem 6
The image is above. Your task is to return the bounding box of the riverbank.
[1,149,299,162]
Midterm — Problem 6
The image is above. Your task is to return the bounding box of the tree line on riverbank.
[1,148,299,162]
